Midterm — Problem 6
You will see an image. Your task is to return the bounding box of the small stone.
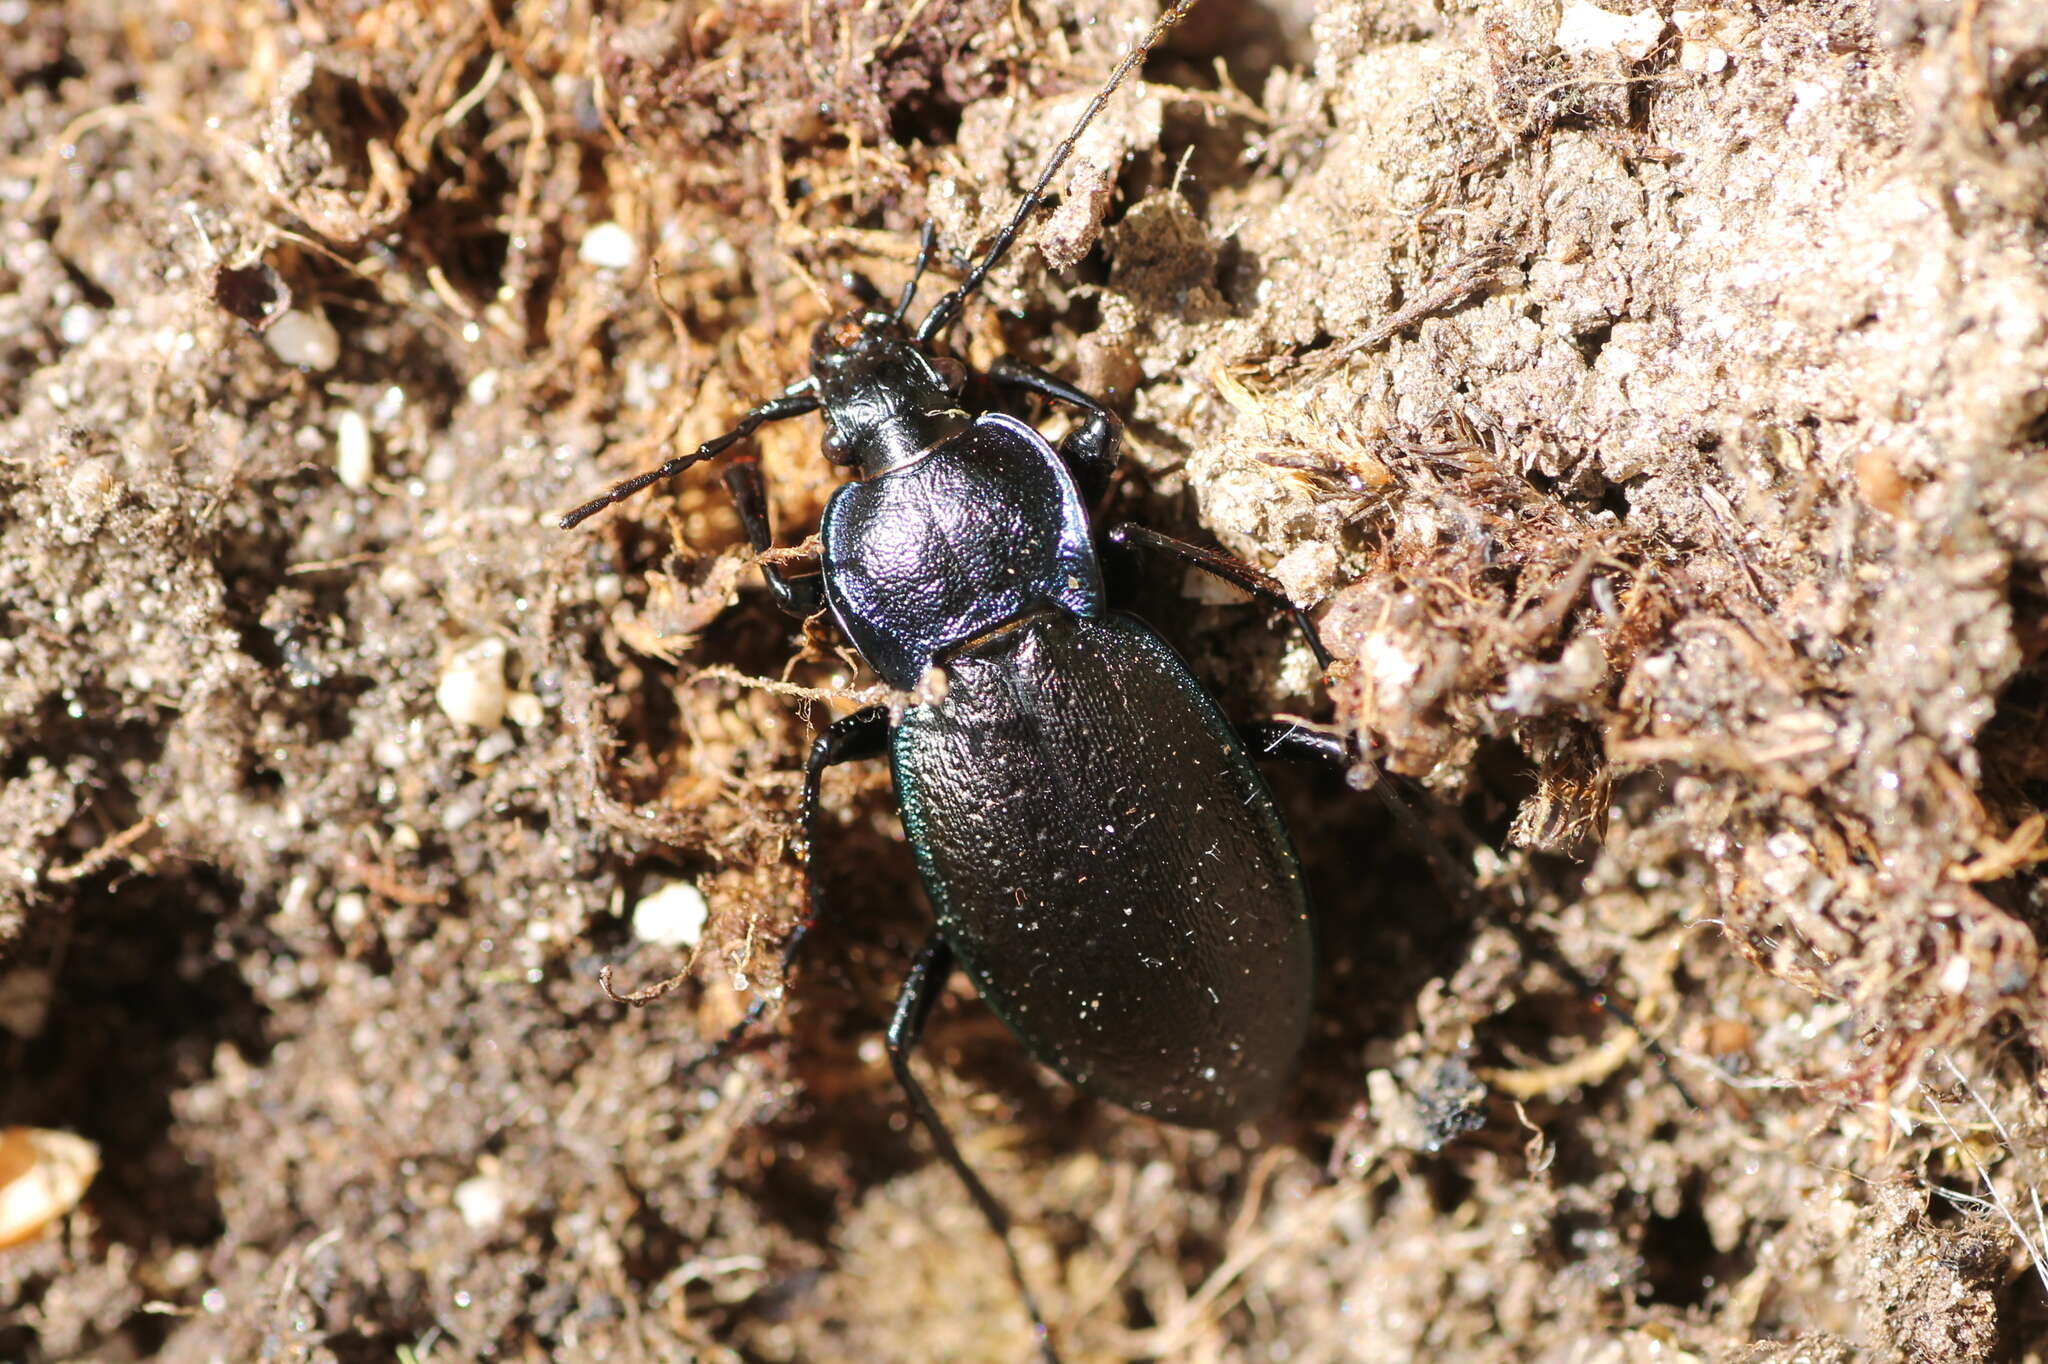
[264,307,341,370]
[454,1169,506,1231]
[578,221,639,272]
[632,880,709,949]
[1555,0,1667,60]
[1678,39,1728,73]
[332,892,367,931]
[506,692,545,728]
[0,1128,99,1249]
[57,305,98,346]
[436,639,509,729]
[334,409,373,490]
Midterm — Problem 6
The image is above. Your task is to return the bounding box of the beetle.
[562,2,1364,1355]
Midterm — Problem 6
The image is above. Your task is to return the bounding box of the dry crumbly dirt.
[4,0,2048,1360]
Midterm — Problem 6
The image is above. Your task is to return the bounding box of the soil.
[4,0,2048,1361]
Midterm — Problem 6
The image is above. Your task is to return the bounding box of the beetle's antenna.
[895,222,938,322]
[915,0,1199,343]
[557,390,820,530]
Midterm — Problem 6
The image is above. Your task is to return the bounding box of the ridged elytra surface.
[891,610,1315,1128]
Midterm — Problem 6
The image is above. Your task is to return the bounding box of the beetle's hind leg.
[988,357,1120,507]
[1240,723,1701,1109]
[1133,528,1706,1108]
[624,708,889,1078]
[889,933,1062,1364]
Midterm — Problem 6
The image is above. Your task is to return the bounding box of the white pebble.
[632,880,709,949]
[1679,39,1728,72]
[578,221,639,272]
[436,638,508,729]
[1555,0,1667,60]
[58,305,98,345]
[332,892,367,931]
[334,410,373,490]
[453,1171,506,1231]
[265,307,341,371]
[506,692,545,728]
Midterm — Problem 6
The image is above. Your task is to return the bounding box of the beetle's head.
[809,296,967,475]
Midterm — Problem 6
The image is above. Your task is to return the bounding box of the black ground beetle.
[563,2,1369,1355]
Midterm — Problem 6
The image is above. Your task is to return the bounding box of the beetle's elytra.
[563,2,1340,1356]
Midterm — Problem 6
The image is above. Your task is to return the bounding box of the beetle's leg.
[1239,722,1444,861]
[722,453,825,619]
[1105,522,1330,668]
[889,932,1061,1364]
[795,706,890,935]
[628,708,890,1074]
[988,357,1119,506]
[1237,722,1346,768]
[1237,721,1701,1107]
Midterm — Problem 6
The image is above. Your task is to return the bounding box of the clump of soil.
[5,0,2048,1360]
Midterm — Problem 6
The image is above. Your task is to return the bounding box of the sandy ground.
[4,0,2048,1360]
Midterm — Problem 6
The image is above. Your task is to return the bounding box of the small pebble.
[57,305,98,346]
[265,307,341,371]
[1679,39,1729,72]
[334,409,373,491]
[0,1128,99,1249]
[1555,0,1667,60]
[332,892,367,932]
[632,880,709,949]
[453,1170,506,1231]
[578,221,639,272]
[506,692,545,728]
[436,639,508,730]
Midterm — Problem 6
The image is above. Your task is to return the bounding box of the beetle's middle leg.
[1125,523,1713,1104]
[1105,521,1331,667]
[888,932,1061,1363]
[631,707,889,1075]
[988,356,1119,506]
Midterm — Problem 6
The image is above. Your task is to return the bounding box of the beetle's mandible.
[560,3,1355,1356]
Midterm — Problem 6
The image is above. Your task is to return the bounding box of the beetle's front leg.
[723,452,825,619]
[988,356,1119,506]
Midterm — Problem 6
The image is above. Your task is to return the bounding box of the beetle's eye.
[822,425,858,466]
[932,357,967,393]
